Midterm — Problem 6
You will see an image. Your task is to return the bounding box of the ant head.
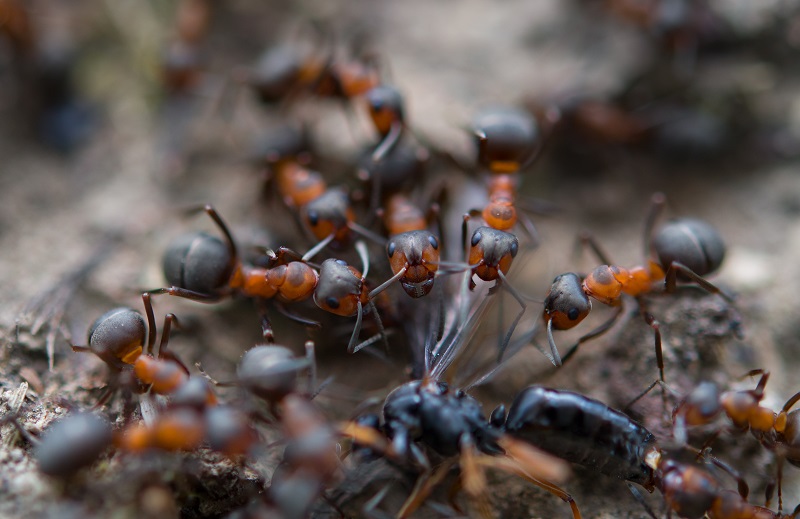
[35,413,113,477]
[252,124,311,166]
[170,376,218,410]
[251,45,307,103]
[163,231,234,296]
[383,381,424,439]
[365,85,405,136]
[314,259,365,316]
[543,273,591,330]
[657,461,720,519]
[302,189,354,242]
[387,231,439,298]
[471,107,539,173]
[680,382,721,426]
[237,345,302,402]
[318,59,380,99]
[468,227,519,282]
[88,307,146,365]
[204,406,258,456]
[652,218,725,277]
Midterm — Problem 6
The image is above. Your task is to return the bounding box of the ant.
[149,205,320,341]
[381,193,445,299]
[115,378,258,458]
[503,385,773,519]
[313,242,397,353]
[671,370,800,514]
[161,0,212,95]
[341,299,578,519]
[2,412,114,478]
[460,107,546,358]
[71,293,189,408]
[541,192,736,375]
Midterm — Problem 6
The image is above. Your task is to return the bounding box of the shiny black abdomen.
[504,386,655,485]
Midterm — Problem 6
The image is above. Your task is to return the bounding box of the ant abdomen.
[472,107,540,173]
[504,386,656,486]
[35,413,113,477]
[162,231,233,295]
[87,307,146,365]
[652,218,725,277]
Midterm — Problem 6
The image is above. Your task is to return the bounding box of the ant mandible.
[542,192,736,375]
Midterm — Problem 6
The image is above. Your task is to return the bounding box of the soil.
[2,1,800,518]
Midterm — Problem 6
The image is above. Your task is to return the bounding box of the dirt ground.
[2,1,800,518]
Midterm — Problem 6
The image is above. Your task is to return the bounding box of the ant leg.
[147,287,225,303]
[517,212,541,249]
[349,222,388,246]
[626,483,660,519]
[156,314,190,376]
[347,301,365,354]
[254,299,275,342]
[368,300,389,353]
[623,379,676,415]
[301,233,336,262]
[459,435,492,518]
[142,293,157,355]
[663,261,735,302]
[304,341,317,397]
[274,302,322,331]
[637,298,670,413]
[778,456,785,513]
[643,192,667,257]
[361,485,393,519]
[483,444,579,519]
[575,230,613,265]
[781,390,800,413]
[397,458,457,519]
[196,204,239,266]
[560,304,624,365]
[497,271,527,363]
[691,446,749,499]
[371,121,403,162]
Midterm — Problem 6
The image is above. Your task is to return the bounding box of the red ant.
[459,107,546,358]
[149,205,320,341]
[313,242,396,353]
[541,192,736,375]
[161,0,212,95]
[71,293,190,408]
[672,370,800,515]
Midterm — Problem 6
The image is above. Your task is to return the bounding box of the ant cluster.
[3,1,800,518]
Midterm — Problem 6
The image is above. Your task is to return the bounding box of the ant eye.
[471,231,482,247]
[371,101,384,111]
[510,241,518,258]
[387,242,396,257]
[307,211,319,226]
[428,236,439,249]
[568,308,580,320]
[325,297,340,309]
